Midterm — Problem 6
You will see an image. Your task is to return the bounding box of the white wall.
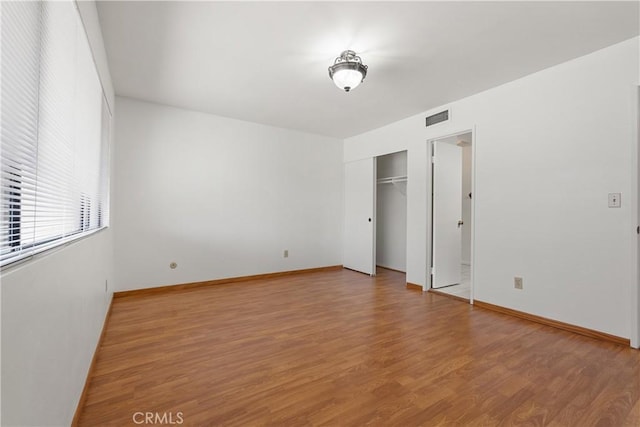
[345,37,639,341]
[0,1,115,425]
[376,152,407,272]
[113,97,343,291]
[1,232,113,426]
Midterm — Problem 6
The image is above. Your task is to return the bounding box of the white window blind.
[1,1,111,267]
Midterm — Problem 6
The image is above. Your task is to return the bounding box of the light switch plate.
[514,277,523,290]
[608,193,621,208]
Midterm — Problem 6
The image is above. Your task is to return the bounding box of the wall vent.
[425,110,449,127]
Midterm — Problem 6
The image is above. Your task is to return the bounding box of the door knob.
[457,220,464,228]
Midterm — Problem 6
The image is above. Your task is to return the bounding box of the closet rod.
[376,175,407,184]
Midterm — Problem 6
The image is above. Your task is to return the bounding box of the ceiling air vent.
[425,110,449,127]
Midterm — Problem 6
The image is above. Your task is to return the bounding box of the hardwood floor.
[77,268,640,426]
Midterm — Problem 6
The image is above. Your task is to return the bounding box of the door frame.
[632,85,640,348]
[426,128,476,303]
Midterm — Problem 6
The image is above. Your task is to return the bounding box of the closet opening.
[376,151,407,276]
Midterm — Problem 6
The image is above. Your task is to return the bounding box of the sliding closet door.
[343,158,376,275]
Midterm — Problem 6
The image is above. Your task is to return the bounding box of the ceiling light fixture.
[328,50,368,92]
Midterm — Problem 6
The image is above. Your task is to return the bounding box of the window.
[1,1,110,267]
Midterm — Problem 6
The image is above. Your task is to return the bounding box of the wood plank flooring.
[77,268,640,426]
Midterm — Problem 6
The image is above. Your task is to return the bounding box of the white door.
[343,158,376,275]
[432,142,462,288]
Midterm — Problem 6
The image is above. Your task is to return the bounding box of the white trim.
[632,85,639,348]
[0,226,109,273]
[371,159,377,277]
[470,126,477,305]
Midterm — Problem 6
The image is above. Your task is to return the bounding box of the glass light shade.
[332,68,364,92]
[328,51,368,92]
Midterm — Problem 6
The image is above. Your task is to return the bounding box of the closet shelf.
[377,175,407,196]
[376,175,407,185]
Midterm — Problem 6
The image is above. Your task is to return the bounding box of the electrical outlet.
[284,250,289,258]
[514,277,523,290]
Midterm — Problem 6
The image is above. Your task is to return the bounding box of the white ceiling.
[96,1,639,139]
